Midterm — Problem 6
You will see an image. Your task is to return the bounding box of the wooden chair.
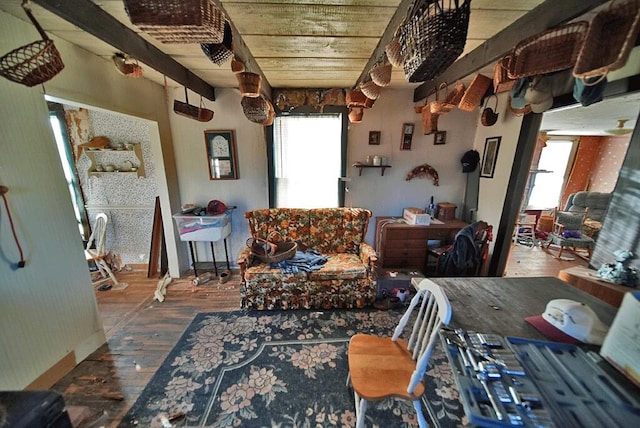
[543,209,595,260]
[426,221,493,276]
[85,213,120,286]
[347,278,452,427]
[512,213,538,246]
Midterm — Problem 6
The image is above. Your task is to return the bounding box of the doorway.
[47,100,160,270]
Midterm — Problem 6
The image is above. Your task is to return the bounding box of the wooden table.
[422,276,619,339]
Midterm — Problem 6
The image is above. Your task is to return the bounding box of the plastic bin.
[173,212,231,242]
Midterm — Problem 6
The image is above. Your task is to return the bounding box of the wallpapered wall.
[70,106,159,265]
[590,135,631,192]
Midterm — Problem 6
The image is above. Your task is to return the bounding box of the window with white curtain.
[272,114,343,208]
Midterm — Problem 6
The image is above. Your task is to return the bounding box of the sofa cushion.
[245,264,308,282]
[307,208,370,254]
[247,208,311,247]
[565,191,611,222]
[307,253,368,280]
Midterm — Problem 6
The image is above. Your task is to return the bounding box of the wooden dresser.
[375,216,468,269]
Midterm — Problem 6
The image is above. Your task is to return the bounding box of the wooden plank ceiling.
[2,0,621,104]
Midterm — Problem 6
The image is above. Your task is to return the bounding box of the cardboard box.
[403,207,431,225]
[600,291,640,386]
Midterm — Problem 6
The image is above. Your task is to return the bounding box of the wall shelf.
[85,143,146,177]
[352,163,392,176]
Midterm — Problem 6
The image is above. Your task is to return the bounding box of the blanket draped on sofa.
[238,208,377,310]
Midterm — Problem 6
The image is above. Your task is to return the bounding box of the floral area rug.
[119,309,468,427]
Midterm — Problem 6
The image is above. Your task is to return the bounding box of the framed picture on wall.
[369,131,381,145]
[400,123,414,150]
[480,136,501,178]
[205,130,239,180]
[434,131,446,145]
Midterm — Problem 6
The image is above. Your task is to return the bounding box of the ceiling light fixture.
[605,119,633,135]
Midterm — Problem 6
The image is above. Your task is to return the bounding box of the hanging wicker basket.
[370,60,392,87]
[458,74,492,112]
[573,0,640,81]
[201,21,233,65]
[173,87,214,122]
[385,36,403,68]
[348,107,363,123]
[0,3,64,87]
[429,82,456,114]
[507,21,588,79]
[400,0,471,82]
[231,57,245,73]
[241,95,270,123]
[261,99,276,126]
[493,55,515,93]
[237,72,261,97]
[445,81,466,105]
[360,80,381,100]
[421,105,439,135]
[123,0,226,44]
[346,89,368,107]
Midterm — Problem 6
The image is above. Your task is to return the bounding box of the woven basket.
[346,89,368,107]
[458,74,492,112]
[507,21,588,79]
[241,96,270,123]
[445,81,465,105]
[231,57,245,73]
[124,0,225,44]
[574,0,640,81]
[493,55,515,93]
[360,80,381,100]
[173,87,214,122]
[429,83,456,114]
[0,4,64,87]
[400,0,471,82]
[237,72,261,97]
[348,107,364,123]
[370,60,392,87]
[261,99,275,126]
[385,36,403,68]
[201,21,233,65]
[247,237,297,263]
[421,105,439,135]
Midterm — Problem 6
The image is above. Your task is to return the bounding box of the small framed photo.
[369,131,381,145]
[434,131,446,145]
[205,130,239,180]
[400,123,414,150]
[480,136,501,178]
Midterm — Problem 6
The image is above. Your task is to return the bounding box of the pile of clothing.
[271,249,329,274]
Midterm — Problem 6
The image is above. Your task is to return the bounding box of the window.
[526,139,576,210]
[271,114,345,208]
[49,106,90,239]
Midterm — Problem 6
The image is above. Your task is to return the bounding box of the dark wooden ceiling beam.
[354,0,413,89]
[213,0,271,98]
[32,0,217,101]
[413,0,609,102]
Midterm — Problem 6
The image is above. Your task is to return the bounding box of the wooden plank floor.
[54,243,588,427]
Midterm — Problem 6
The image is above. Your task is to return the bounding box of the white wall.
[0,10,179,389]
[347,88,479,245]
[473,92,525,254]
[167,87,268,272]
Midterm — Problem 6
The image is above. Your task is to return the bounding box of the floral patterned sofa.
[238,208,377,310]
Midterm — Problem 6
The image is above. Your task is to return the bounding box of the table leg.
[210,242,218,276]
[223,238,230,270]
[189,241,198,277]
